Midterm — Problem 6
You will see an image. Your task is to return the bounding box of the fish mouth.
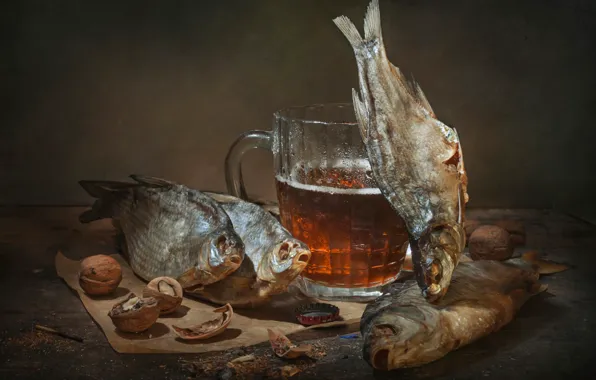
[370,346,392,371]
[271,240,311,275]
[411,225,461,302]
[422,283,445,303]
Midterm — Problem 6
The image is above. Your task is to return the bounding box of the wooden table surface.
[0,207,595,380]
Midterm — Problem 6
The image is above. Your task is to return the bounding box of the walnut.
[468,225,513,261]
[108,293,160,333]
[464,219,481,239]
[78,254,122,295]
[142,277,183,315]
[494,220,526,246]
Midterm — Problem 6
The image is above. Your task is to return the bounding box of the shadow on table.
[115,322,170,340]
[174,328,242,344]
[371,294,568,379]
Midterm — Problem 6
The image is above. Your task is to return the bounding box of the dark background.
[2,0,595,222]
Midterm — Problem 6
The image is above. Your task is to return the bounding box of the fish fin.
[78,180,134,198]
[129,174,175,188]
[409,75,435,117]
[78,180,135,223]
[521,251,570,275]
[363,0,382,41]
[352,88,369,142]
[332,16,363,47]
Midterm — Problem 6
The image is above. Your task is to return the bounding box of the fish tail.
[78,180,135,223]
[332,16,363,48]
[333,0,383,47]
[363,0,382,41]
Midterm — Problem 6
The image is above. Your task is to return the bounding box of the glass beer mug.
[225,103,409,301]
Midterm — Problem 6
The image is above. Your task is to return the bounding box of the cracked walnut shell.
[142,276,183,315]
[108,293,160,333]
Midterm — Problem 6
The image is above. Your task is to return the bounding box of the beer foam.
[276,176,382,195]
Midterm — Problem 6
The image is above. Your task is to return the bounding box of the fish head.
[257,239,312,284]
[411,224,464,302]
[177,228,245,289]
[363,307,436,371]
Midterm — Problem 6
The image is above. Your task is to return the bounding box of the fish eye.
[216,235,227,250]
[279,242,290,260]
[372,324,399,337]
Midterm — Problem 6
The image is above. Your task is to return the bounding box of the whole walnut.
[494,220,526,247]
[468,225,513,261]
[79,254,122,295]
[463,219,481,246]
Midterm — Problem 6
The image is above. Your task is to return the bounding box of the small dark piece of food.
[172,303,233,340]
[78,254,122,295]
[143,276,183,315]
[108,293,159,333]
[468,225,513,261]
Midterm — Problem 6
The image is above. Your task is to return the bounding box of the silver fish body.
[333,0,469,301]
[360,258,545,371]
[78,176,245,289]
[188,192,312,307]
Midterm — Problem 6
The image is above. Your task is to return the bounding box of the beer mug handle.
[225,130,272,200]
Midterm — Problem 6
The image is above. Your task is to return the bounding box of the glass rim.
[273,102,358,126]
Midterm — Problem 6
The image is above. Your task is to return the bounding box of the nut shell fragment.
[78,254,122,295]
[172,303,233,340]
[469,225,513,261]
[142,276,183,315]
[267,328,312,359]
[108,293,159,333]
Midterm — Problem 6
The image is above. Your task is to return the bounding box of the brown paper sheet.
[55,251,367,354]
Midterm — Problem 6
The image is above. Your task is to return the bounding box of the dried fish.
[360,256,567,371]
[186,192,311,307]
[78,175,245,290]
[172,303,233,340]
[333,0,468,301]
[267,328,312,359]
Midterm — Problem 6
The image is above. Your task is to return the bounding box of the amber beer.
[276,166,409,288]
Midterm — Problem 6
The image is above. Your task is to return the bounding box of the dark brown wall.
[2,1,595,221]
